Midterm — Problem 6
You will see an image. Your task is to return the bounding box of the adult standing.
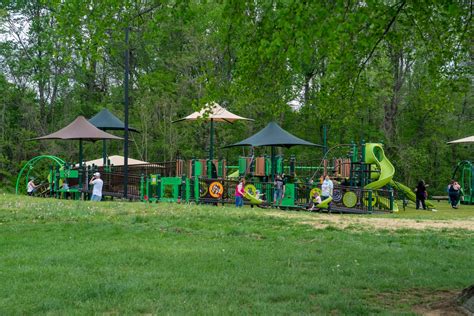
[448,180,461,209]
[321,175,334,211]
[273,174,286,208]
[235,177,245,207]
[415,180,428,210]
[89,172,103,201]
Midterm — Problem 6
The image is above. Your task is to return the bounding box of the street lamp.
[123,5,160,198]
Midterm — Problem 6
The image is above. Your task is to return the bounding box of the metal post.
[102,139,107,167]
[209,118,214,160]
[323,125,328,155]
[271,146,275,181]
[79,139,84,194]
[390,189,394,211]
[79,139,83,167]
[368,190,373,213]
[123,26,130,198]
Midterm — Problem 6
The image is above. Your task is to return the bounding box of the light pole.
[122,5,160,198]
[123,26,130,198]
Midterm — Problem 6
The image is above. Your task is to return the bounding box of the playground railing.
[99,162,178,178]
[99,172,142,199]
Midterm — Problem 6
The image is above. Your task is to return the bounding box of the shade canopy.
[447,136,474,144]
[33,116,123,141]
[89,108,138,132]
[173,102,253,123]
[174,102,253,166]
[75,155,148,167]
[224,121,322,148]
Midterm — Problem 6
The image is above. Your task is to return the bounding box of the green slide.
[364,143,395,190]
[364,143,398,211]
[228,170,239,178]
[377,196,399,212]
[244,191,263,205]
[243,184,263,205]
[316,196,333,209]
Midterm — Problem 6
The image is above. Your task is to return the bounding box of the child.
[309,191,322,211]
[235,178,245,207]
[27,177,38,196]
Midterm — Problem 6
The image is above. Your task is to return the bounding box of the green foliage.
[0,1,472,192]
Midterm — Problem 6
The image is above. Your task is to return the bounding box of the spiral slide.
[364,143,399,211]
[364,143,395,190]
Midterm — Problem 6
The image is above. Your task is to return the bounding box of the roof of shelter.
[77,155,148,167]
[447,136,474,144]
[33,116,123,141]
[89,108,138,132]
[174,102,253,123]
[224,121,322,148]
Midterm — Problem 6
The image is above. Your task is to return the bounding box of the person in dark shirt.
[447,179,461,209]
[273,174,286,208]
[415,180,428,210]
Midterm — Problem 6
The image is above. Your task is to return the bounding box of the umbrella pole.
[79,139,83,167]
[79,139,84,198]
[209,118,214,160]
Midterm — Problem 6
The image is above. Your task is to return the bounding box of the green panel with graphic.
[280,183,295,207]
[160,177,181,202]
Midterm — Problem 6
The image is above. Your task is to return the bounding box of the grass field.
[0,193,473,314]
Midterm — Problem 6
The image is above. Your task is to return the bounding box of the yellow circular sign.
[209,181,224,198]
[343,191,358,208]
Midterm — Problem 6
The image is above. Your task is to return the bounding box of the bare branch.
[350,1,406,100]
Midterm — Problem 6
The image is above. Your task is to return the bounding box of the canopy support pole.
[103,139,107,167]
[271,146,275,182]
[123,26,130,198]
[79,139,83,167]
[209,118,214,160]
[323,124,328,155]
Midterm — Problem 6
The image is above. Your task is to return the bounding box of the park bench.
[431,196,449,202]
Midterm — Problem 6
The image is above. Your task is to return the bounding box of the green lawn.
[0,193,473,314]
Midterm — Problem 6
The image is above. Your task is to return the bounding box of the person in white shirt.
[89,172,103,201]
[321,175,333,211]
[27,177,38,196]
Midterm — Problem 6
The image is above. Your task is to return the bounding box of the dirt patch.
[411,290,466,316]
[264,212,474,231]
[373,289,467,315]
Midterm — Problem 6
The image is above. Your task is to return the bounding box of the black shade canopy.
[89,108,139,132]
[224,122,322,148]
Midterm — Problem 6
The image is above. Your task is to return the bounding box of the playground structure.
[18,107,459,213]
[16,140,431,214]
[452,160,473,205]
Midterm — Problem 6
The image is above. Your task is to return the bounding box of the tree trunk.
[384,45,404,142]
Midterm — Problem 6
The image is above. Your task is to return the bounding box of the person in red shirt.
[235,177,245,207]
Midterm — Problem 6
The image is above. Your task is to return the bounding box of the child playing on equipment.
[27,177,38,196]
[235,177,245,207]
[309,191,322,211]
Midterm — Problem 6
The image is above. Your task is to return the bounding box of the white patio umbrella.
[447,136,474,144]
[173,102,253,160]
